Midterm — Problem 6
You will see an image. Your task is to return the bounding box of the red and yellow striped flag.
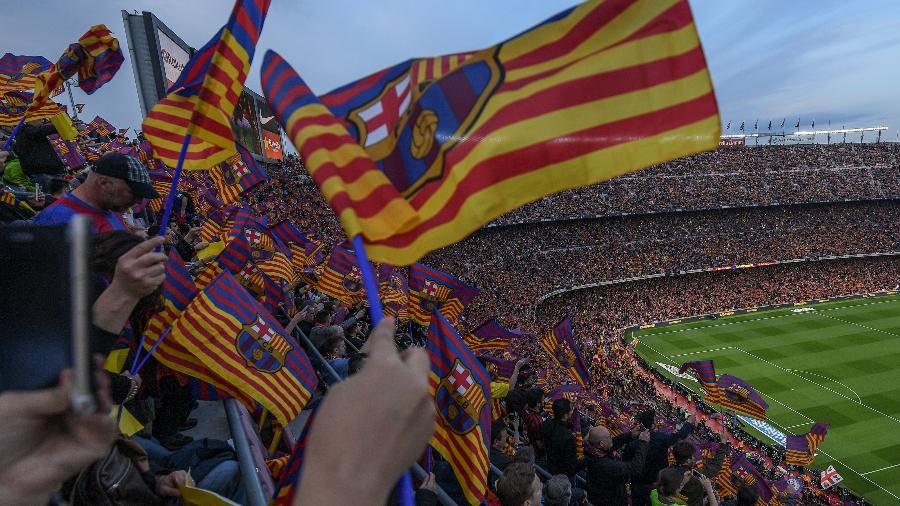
[142,0,270,169]
[263,0,719,265]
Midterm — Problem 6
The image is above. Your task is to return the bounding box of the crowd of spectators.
[429,201,899,330]
[2,116,897,506]
[491,144,900,225]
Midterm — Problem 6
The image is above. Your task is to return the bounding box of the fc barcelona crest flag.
[208,142,268,205]
[679,360,768,420]
[539,317,590,387]
[785,422,827,466]
[168,270,317,425]
[408,263,478,326]
[262,0,719,264]
[426,311,491,505]
[315,243,366,304]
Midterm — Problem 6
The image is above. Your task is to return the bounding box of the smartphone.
[0,217,94,412]
[34,183,41,201]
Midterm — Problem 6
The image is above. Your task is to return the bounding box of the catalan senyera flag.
[142,0,271,169]
[315,243,365,305]
[28,25,123,115]
[463,319,517,352]
[427,311,492,505]
[785,422,827,466]
[208,143,268,204]
[408,263,478,326]
[169,270,316,425]
[263,0,719,265]
[0,54,55,95]
[539,317,590,387]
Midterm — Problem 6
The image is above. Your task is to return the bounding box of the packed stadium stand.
[2,121,897,506]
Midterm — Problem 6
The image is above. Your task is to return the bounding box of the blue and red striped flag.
[785,422,827,466]
[0,54,54,94]
[208,143,268,204]
[539,317,590,387]
[168,270,317,425]
[262,0,719,265]
[141,250,256,407]
[716,374,768,420]
[680,360,768,419]
[427,310,492,505]
[270,398,321,506]
[479,355,517,381]
[464,319,520,352]
[679,360,723,404]
[142,0,271,169]
[314,243,365,305]
[408,263,478,326]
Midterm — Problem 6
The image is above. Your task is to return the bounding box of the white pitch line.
[735,347,900,427]
[786,368,862,403]
[784,422,814,430]
[814,312,900,340]
[671,346,733,357]
[861,462,900,476]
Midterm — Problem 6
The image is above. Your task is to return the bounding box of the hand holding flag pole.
[350,233,416,506]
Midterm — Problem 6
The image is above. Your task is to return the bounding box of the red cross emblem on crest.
[357,74,412,147]
[450,362,474,396]
[245,229,263,245]
[423,279,440,298]
[250,318,277,344]
[232,160,250,177]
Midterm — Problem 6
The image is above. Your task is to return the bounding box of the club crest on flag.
[223,155,252,186]
[436,359,487,436]
[236,314,293,373]
[348,50,503,197]
[245,229,275,261]
[554,344,577,368]
[422,279,451,312]
[723,384,750,404]
[342,266,363,294]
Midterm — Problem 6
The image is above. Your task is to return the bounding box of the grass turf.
[630,293,900,505]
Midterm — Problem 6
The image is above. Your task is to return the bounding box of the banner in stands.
[718,136,745,147]
[157,29,189,89]
[258,101,283,160]
[233,91,263,157]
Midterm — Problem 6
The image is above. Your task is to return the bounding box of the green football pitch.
[629,293,900,505]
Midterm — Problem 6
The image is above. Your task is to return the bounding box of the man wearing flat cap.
[34,152,159,233]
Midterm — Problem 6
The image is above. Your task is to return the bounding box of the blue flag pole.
[2,116,27,151]
[350,234,414,506]
[157,134,192,237]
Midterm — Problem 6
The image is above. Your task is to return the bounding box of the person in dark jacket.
[540,398,583,478]
[631,410,696,506]
[13,121,66,177]
[583,424,650,505]
[490,420,514,472]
